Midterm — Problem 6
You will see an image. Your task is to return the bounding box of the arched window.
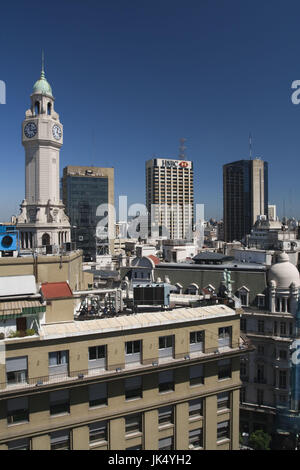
[47,102,52,115]
[35,101,40,115]
[42,233,50,246]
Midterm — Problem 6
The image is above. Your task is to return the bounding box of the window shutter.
[6,356,27,372]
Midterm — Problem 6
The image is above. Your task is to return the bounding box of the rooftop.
[156,262,267,271]
[39,304,236,340]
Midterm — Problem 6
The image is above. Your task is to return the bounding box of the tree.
[249,430,271,450]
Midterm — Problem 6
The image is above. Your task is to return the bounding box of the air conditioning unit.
[0,233,18,251]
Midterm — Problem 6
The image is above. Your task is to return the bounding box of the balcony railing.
[0,342,244,393]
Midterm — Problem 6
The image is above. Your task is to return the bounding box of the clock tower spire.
[16,58,70,250]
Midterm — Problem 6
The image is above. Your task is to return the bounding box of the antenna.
[179,138,187,160]
[249,132,252,160]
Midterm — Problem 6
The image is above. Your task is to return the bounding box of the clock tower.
[16,57,71,250]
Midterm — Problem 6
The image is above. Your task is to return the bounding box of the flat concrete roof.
[156,262,267,271]
[39,304,236,340]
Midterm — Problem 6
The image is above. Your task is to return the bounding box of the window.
[189,398,203,418]
[257,389,264,405]
[218,359,231,380]
[50,390,70,415]
[189,428,203,449]
[48,351,68,376]
[50,430,70,450]
[217,421,230,441]
[217,392,230,410]
[279,350,287,360]
[125,341,142,364]
[239,292,248,306]
[158,370,174,393]
[88,345,106,370]
[8,438,30,450]
[279,370,287,389]
[158,405,173,426]
[240,318,247,333]
[289,323,293,336]
[89,421,107,443]
[257,295,265,308]
[190,331,204,353]
[6,356,28,385]
[256,364,265,383]
[89,383,107,407]
[190,365,204,386]
[125,376,142,400]
[218,327,231,348]
[159,335,174,358]
[158,437,173,450]
[7,397,29,425]
[274,321,278,336]
[240,360,247,378]
[125,414,142,435]
[257,320,265,334]
[126,445,142,450]
[280,322,287,336]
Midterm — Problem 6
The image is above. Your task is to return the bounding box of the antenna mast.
[249,132,252,160]
[179,138,187,160]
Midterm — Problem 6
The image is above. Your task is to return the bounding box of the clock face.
[24,122,37,138]
[52,124,62,140]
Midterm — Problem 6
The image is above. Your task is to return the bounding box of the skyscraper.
[223,159,268,242]
[146,158,194,240]
[62,166,114,261]
[16,59,70,249]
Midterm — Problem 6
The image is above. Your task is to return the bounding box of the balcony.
[0,341,246,395]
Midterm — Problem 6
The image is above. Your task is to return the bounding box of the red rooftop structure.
[40,282,73,300]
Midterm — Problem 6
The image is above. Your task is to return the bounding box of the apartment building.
[0,295,249,450]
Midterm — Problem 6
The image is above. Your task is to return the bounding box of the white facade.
[163,242,197,263]
[234,248,274,266]
[16,64,70,249]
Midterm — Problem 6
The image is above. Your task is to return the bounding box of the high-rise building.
[268,204,277,221]
[223,159,268,242]
[16,60,70,249]
[146,158,194,240]
[62,166,114,261]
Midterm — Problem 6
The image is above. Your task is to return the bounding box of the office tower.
[62,166,114,261]
[223,159,268,242]
[146,158,194,240]
[16,59,70,249]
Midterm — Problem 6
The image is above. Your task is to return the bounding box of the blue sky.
[1,0,300,222]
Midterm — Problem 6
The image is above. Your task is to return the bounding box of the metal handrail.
[0,342,243,393]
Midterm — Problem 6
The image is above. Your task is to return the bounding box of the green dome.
[32,69,53,97]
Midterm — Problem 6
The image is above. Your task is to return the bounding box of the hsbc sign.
[158,159,192,169]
